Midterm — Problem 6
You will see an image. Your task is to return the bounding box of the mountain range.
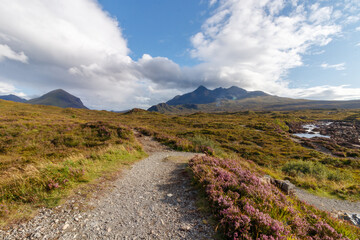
[166,85,268,105]
[0,89,87,109]
[2,86,360,112]
[148,86,360,113]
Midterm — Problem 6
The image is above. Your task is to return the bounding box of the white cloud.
[0,0,129,67]
[0,44,28,63]
[289,85,360,100]
[209,0,218,7]
[344,15,360,24]
[356,42,360,47]
[356,26,360,31]
[309,4,333,24]
[0,0,140,109]
[0,78,26,97]
[0,0,359,110]
[189,0,341,92]
[311,50,325,55]
[0,0,204,110]
[321,62,346,70]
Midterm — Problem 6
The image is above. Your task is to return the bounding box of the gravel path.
[0,136,214,239]
[294,188,360,214]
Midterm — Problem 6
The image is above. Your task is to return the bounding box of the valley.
[0,100,359,239]
[2,1,360,239]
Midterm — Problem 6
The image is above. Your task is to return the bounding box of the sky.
[0,0,359,110]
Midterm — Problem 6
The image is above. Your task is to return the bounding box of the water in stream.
[293,123,331,139]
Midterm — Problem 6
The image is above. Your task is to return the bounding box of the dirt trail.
[0,135,213,239]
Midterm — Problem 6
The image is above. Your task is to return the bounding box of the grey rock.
[340,213,360,227]
[274,179,296,195]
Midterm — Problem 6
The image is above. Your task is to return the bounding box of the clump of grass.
[282,160,351,182]
[188,134,225,157]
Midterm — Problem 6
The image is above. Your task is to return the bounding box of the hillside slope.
[27,89,88,109]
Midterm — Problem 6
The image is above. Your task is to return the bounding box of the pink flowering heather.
[47,179,60,190]
[189,155,351,240]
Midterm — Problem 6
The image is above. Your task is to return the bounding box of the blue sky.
[288,24,360,89]
[98,0,209,66]
[0,0,359,110]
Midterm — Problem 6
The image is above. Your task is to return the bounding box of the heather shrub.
[189,155,356,239]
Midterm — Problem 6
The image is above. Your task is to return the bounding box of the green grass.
[282,160,351,182]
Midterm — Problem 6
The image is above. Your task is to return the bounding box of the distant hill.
[148,103,199,113]
[27,89,88,109]
[148,86,360,113]
[166,86,268,105]
[0,94,27,103]
[124,108,149,114]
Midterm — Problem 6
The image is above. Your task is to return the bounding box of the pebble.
[62,224,69,230]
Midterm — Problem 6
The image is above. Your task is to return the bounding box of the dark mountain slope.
[149,87,360,114]
[27,89,87,109]
[0,94,27,103]
[166,86,268,105]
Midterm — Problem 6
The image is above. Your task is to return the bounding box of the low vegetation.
[0,100,146,226]
[282,160,350,182]
[1,100,360,237]
[120,109,360,200]
[189,155,360,239]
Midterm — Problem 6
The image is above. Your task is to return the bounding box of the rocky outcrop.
[274,180,296,195]
[321,121,360,147]
[289,120,360,158]
[261,175,296,195]
[286,122,307,133]
[338,212,360,227]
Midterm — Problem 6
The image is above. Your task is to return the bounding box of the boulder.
[274,179,296,195]
[261,175,295,195]
[260,175,274,185]
[339,212,360,227]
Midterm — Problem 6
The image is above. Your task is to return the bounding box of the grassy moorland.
[1,101,360,238]
[120,109,360,238]
[0,100,146,226]
[119,109,360,201]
